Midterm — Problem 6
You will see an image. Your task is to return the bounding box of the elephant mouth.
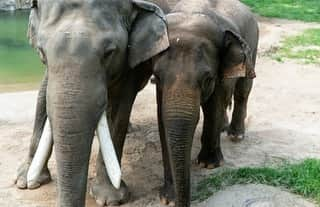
[27,111,122,189]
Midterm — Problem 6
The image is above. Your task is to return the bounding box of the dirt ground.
[0,16,320,207]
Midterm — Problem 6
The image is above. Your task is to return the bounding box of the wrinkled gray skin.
[152,0,259,206]
[15,0,170,206]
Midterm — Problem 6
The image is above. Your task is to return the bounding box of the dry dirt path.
[0,17,319,207]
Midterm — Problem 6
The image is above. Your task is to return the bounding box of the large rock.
[0,0,30,11]
[15,0,30,9]
[0,0,15,11]
[197,184,316,207]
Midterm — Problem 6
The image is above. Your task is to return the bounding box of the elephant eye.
[200,73,215,103]
[100,45,116,67]
[199,70,215,91]
[103,45,116,59]
[103,49,114,60]
[202,76,213,90]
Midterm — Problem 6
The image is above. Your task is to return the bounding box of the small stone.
[196,184,316,207]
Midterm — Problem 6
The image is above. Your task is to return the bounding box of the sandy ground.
[0,16,320,207]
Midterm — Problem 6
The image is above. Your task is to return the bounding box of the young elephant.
[15,0,170,206]
[152,0,258,206]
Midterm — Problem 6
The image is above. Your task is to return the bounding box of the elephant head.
[152,12,256,207]
[27,0,169,206]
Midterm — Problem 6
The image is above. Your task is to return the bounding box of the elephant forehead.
[36,1,129,48]
[38,0,132,26]
[167,13,221,43]
[168,33,211,49]
[38,0,131,10]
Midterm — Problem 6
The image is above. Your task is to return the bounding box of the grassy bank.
[193,159,320,204]
[241,0,320,22]
[272,28,320,64]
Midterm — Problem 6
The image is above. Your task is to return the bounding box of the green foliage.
[0,11,43,91]
[241,0,320,22]
[272,28,320,64]
[193,159,320,204]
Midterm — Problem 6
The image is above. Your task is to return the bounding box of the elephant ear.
[129,0,170,68]
[27,0,40,48]
[220,30,256,79]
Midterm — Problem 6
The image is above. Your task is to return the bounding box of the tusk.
[96,111,121,189]
[27,119,52,186]
[27,113,121,189]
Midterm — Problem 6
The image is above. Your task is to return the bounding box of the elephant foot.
[228,133,245,142]
[160,184,175,206]
[198,148,224,169]
[15,161,51,189]
[228,124,245,142]
[89,179,130,206]
[221,124,229,132]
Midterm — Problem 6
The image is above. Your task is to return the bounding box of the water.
[0,10,43,92]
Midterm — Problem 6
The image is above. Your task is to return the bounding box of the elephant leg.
[90,150,130,206]
[198,80,235,169]
[16,71,52,189]
[221,104,230,132]
[228,78,253,142]
[157,86,175,206]
[90,63,152,206]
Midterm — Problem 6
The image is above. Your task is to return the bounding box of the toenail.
[168,201,175,207]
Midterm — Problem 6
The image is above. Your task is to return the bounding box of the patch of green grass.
[241,0,320,22]
[193,159,320,204]
[272,28,320,64]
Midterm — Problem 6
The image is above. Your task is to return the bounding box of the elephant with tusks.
[15,0,170,206]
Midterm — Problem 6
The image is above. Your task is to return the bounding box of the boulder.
[196,184,316,207]
[0,0,30,11]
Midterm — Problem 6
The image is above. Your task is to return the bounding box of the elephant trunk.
[39,24,121,206]
[47,67,107,207]
[49,100,99,207]
[53,122,94,207]
[163,86,200,207]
